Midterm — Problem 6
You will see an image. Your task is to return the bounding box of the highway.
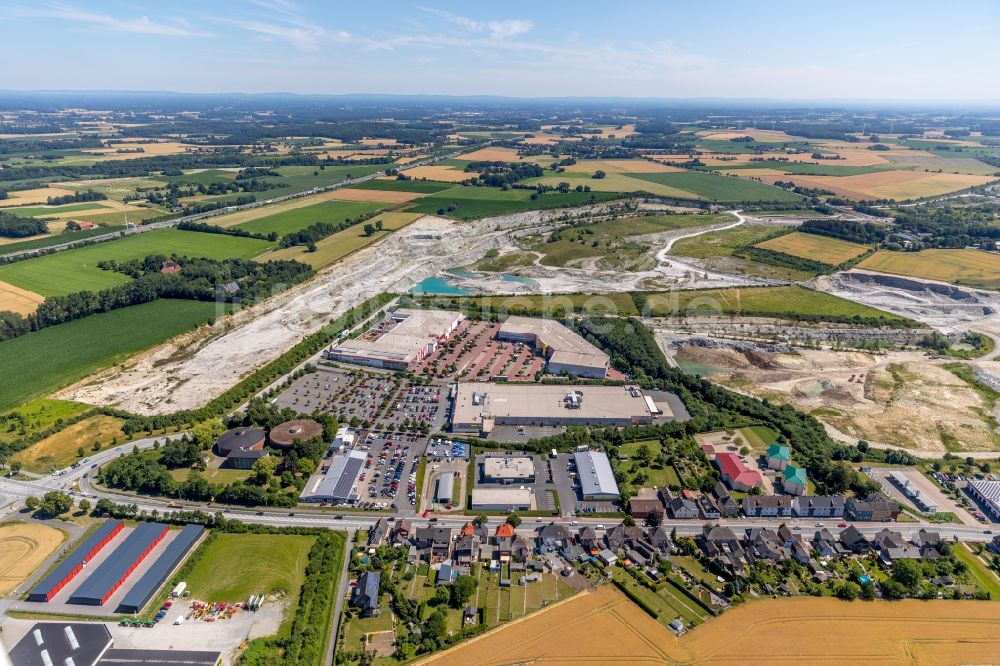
[2,434,996,544]
[4,141,488,260]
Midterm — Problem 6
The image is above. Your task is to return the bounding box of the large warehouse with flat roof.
[574,450,620,500]
[497,316,609,378]
[481,456,535,484]
[117,524,205,614]
[301,449,366,504]
[326,308,462,371]
[452,383,662,434]
[471,487,533,511]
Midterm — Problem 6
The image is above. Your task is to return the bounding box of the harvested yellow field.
[857,248,1000,290]
[417,586,673,666]
[522,134,561,145]
[756,231,870,265]
[0,187,81,205]
[329,188,421,204]
[758,171,997,200]
[421,588,1000,666]
[459,147,524,162]
[0,522,66,596]
[360,137,399,146]
[0,280,45,314]
[403,165,470,182]
[698,151,890,168]
[699,129,802,142]
[14,415,126,473]
[83,141,198,158]
[574,159,683,174]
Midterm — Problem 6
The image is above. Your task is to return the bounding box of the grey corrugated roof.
[70,523,168,605]
[575,450,619,497]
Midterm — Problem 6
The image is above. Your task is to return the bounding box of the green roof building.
[783,464,808,496]
[766,443,790,470]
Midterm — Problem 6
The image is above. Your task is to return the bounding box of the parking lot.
[350,430,422,510]
[414,320,546,382]
[471,450,558,514]
[274,367,450,434]
[869,467,980,526]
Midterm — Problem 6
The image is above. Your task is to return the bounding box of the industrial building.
[471,487,533,511]
[452,383,660,435]
[69,523,169,606]
[325,308,463,371]
[574,449,621,500]
[300,449,366,504]
[29,520,123,602]
[497,316,609,378]
[436,471,455,503]
[269,419,323,450]
[10,622,221,666]
[967,479,1000,521]
[481,456,535,484]
[214,427,268,469]
[117,524,205,614]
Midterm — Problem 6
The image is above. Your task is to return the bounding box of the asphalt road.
[2,433,996,543]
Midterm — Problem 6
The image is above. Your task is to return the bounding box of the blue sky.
[2,0,998,99]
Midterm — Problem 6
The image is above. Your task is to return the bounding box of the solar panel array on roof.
[332,454,365,500]
[117,524,205,613]
[70,523,169,606]
[28,520,123,602]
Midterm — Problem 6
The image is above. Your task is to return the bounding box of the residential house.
[793,496,845,518]
[988,534,1000,555]
[391,519,412,545]
[628,497,665,520]
[649,526,673,554]
[697,495,721,520]
[598,549,618,566]
[746,528,784,561]
[812,529,842,558]
[437,562,454,586]
[782,465,807,496]
[414,526,453,563]
[667,496,699,520]
[605,525,644,551]
[578,525,600,552]
[537,523,572,552]
[351,571,380,617]
[455,535,480,565]
[511,536,531,563]
[712,482,740,518]
[368,517,390,548]
[912,529,941,550]
[872,528,905,552]
[766,443,790,470]
[742,495,792,518]
[839,525,870,554]
[846,497,900,522]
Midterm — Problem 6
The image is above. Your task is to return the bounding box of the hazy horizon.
[2,0,998,101]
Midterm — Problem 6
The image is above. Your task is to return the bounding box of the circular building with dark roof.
[269,419,324,450]
[215,427,266,456]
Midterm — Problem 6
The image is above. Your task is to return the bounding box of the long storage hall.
[68,522,169,606]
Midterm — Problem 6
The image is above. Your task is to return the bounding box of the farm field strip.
[0,523,67,596]
[13,414,125,473]
[754,231,870,265]
[232,199,386,236]
[0,299,218,410]
[857,248,1000,290]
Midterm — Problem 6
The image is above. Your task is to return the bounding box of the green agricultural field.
[644,285,911,323]
[0,228,273,297]
[0,299,217,410]
[630,171,804,203]
[234,199,386,236]
[524,172,700,199]
[260,163,386,194]
[352,178,455,194]
[954,544,1000,599]
[156,169,237,185]
[259,210,421,269]
[737,425,780,451]
[0,398,92,448]
[754,231,870,265]
[0,203,113,217]
[185,533,316,631]
[406,188,617,219]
